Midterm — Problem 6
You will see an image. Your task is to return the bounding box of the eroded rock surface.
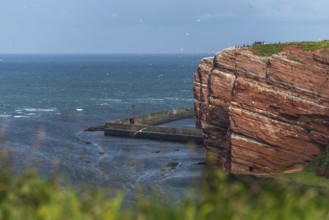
[194,46,329,174]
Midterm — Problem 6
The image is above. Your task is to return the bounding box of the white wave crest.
[98,103,110,106]
[18,108,57,112]
[136,98,165,103]
[102,98,122,102]
[165,97,194,102]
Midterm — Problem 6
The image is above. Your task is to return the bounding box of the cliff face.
[194,57,213,129]
[194,45,329,174]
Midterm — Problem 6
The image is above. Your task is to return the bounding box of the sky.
[1,0,329,54]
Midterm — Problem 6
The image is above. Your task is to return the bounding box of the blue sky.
[1,0,328,54]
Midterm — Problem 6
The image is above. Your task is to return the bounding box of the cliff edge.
[194,41,329,174]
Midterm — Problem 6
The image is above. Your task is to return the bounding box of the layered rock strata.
[194,57,213,129]
[194,46,329,174]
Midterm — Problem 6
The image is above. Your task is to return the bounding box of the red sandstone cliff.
[194,45,329,174]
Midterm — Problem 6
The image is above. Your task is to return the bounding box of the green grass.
[287,56,308,65]
[252,43,286,57]
[305,145,329,177]
[269,170,329,190]
[268,146,329,189]
[298,40,329,51]
[251,40,329,57]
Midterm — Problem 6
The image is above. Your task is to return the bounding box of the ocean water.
[0,54,206,200]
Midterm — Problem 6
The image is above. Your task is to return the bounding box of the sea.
[0,54,207,201]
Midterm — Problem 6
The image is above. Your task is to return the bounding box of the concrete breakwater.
[86,107,203,144]
[111,107,195,125]
[105,123,203,144]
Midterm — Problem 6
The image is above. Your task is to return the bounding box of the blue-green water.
[0,54,206,199]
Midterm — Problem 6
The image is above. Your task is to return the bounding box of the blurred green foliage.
[1,168,329,219]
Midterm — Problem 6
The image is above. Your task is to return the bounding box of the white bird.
[134,127,146,136]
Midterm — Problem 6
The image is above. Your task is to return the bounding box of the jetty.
[86,107,203,144]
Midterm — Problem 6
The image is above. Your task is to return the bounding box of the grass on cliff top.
[251,43,285,57]
[251,40,329,57]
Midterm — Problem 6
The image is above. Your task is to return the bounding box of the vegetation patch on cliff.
[251,40,329,57]
[287,56,307,65]
[306,145,329,178]
[251,43,285,57]
[298,40,329,51]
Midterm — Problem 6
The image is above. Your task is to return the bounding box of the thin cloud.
[198,12,239,21]
[111,13,120,20]
[250,0,329,23]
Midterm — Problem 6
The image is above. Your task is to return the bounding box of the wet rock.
[85,125,105,131]
[166,162,179,170]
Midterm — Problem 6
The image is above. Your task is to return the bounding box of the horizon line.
[0,52,215,56]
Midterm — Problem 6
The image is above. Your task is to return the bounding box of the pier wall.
[87,107,203,144]
[105,123,203,144]
[109,108,194,126]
